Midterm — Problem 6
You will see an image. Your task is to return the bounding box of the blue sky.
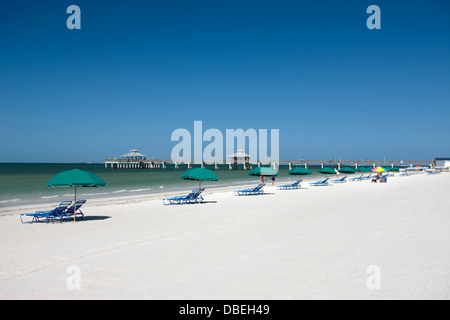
[1,0,449,162]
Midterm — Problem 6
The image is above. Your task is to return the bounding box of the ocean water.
[0,162,357,206]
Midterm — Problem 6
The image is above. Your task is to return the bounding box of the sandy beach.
[1,172,449,300]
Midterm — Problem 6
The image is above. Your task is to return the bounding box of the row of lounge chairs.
[20,200,86,224]
[22,170,411,220]
[236,173,381,192]
[348,174,376,182]
[163,182,269,202]
[161,172,397,205]
[164,183,271,203]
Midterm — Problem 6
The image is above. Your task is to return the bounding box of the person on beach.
[260,175,266,185]
[271,175,276,185]
[371,173,382,183]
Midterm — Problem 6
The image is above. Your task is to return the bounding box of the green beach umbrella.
[180,167,218,188]
[339,167,356,174]
[318,167,336,175]
[288,167,312,176]
[356,166,372,172]
[46,169,106,222]
[388,167,400,172]
[248,167,278,177]
[46,169,106,188]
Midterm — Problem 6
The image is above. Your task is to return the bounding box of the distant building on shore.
[434,157,450,169]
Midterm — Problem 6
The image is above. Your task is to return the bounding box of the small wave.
[83,192,108,196]
[112,189,127,194]
[41,195,59,199]
[129,188,152,192]
[0,199,21,203]
[159,186,164,189]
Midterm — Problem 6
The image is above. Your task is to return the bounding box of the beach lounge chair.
[331,177,347,183]
[349,175,363,181]
[20,201,72,224]
[163,188,205,205]
[309,178,329,186]
[234,184,264,196]
[361,174,373,180]
[59,200,86,221]
[277,180,301,190]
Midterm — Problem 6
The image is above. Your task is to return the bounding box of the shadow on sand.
[77,215,111,222]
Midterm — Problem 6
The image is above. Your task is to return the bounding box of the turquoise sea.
[0,162,409,207]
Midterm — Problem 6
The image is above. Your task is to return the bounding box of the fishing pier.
[105,150,431,170]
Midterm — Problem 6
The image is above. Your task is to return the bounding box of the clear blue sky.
[1,0,449,162]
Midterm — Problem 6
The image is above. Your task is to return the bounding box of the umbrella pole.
[74,186,77,222]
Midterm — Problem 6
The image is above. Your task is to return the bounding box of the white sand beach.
[1,173,449,300]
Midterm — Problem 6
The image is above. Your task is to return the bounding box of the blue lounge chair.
[309,178,329,186]
[163,188,205,205]
[361,174,373,180]
[234,184,264,196]
[59,200,86,221]
[331,177,347,183]
[20,201,72,224]
[349,175,363,181]
[277,180,301,190]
